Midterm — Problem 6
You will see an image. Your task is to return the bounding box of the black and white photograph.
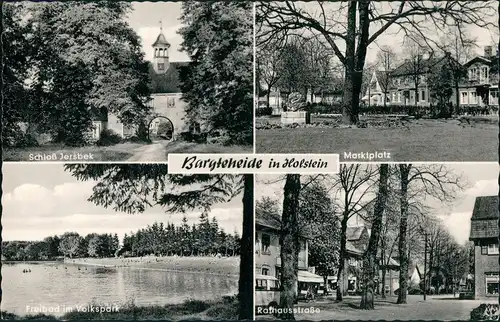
[1,164,254,320]
[3,2,253,162]
[254,163,498,320]
[255,1,499,161]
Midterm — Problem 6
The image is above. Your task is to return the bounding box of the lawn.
[68,255,240,276]
[164,141,253,155]
[256,117,498,162]
[3,142,147,162]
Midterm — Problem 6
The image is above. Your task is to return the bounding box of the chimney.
[484,46,492,57]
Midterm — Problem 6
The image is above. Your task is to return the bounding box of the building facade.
[90,29,193,141]
[468,195,499,299]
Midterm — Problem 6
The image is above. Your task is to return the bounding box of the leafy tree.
[276,39,310,98]
[64,165,253,320]
[428,62,453,118]
[21,2,151,145]
[58,232,83,258]
[178,2,253,145]
[2,3,31,147]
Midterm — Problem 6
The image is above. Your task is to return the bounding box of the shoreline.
[64,260,240,278]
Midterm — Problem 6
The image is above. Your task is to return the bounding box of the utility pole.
[423,232,428,301]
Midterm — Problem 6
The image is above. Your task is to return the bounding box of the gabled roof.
[390,56,445,77]
[152,33,171,47]
[149,62,189,94]
[471,196,499,221]
[469,196,499,240]
[346,241,363,256]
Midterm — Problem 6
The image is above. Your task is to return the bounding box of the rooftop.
[152,32,171,47]
[469,196,499,240]
[148,62,189,94]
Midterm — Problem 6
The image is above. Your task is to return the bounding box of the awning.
[298,270,324,283]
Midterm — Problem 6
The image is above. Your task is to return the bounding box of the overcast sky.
[258,1,498,65]
[127,2,189,62]
[255,163,498,245]
[2,164,242,242]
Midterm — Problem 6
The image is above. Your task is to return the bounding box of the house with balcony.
[468,195,499,298]
[458,46,499,112]
[255,210,323,297]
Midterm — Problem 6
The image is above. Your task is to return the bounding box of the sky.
[126,2,189,63]
[2,164,243,242]
[255,163,499,245]
[259,1,499,65]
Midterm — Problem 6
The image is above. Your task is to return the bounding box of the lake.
[2,262,238,317]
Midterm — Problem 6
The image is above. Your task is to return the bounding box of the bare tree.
[360,164,389,309]
[396,164,464,304]
[257,46,283,108]
[257,1,497,125]
[326,165,377,301]
[376,46,398,110]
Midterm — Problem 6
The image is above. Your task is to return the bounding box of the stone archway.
[147,116,174,141]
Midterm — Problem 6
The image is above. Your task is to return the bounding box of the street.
[258,295,497,321]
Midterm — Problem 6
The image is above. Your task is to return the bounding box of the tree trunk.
[279,174,301,320]
[238,174,254,320]
[266,92,271,109]
[397,164,411,304]
[341,1,359,125]
[381,252,387,299]
[454,80,459,116]
[336,215,349,301]
[360,164,389,309]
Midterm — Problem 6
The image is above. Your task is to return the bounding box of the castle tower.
[152,20,171,74]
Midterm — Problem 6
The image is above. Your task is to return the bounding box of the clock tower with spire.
[152,20,171,74]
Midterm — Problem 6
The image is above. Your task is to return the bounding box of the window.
[470,91,477,104]
[167,97,175,108]
[481,66,489,82]
[261,234,271,254]
[157,63,165,71]
[461,92,468,104]
[488,243,499,255]
[486,273,499,296]
[481,245,488,255]
[255,279,268,291]
[92,122,101,140]
[421,90,426,101]
[262,268,269,276]
[397,92,401,103]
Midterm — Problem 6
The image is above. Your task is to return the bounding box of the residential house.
[387,52,456,107]
[458,46,499,110]
[362,70,390,106]
[378,257,400,295]
[91,28,195,141]
[255,210,323,297]
[468,195,499,299]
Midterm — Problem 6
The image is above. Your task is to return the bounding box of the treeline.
[2,214,240,261]
[2,232,120,261]
[120,213,240,257]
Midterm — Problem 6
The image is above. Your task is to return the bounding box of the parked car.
[255,274,280,316]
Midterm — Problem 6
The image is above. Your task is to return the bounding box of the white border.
[252,1,257,155]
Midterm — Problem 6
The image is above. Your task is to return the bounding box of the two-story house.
[459,46,499,111]
[387,53,456,107]
[255,210,323,297]
[468,195,499,299]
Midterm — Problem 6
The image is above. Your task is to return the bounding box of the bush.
[123,135,151,144]
[255,107,272,116]
[10,132,40,148]
[96,129,122,146]
[470,304,500,321]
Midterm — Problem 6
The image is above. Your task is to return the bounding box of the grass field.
[67,256,240,276]
[2,142,147,162]
[256,116,498,161]
[1,298,239,320]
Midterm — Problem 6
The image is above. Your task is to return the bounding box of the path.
[127,140,169,162]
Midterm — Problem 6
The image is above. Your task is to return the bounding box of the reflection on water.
[2,262,238,317]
